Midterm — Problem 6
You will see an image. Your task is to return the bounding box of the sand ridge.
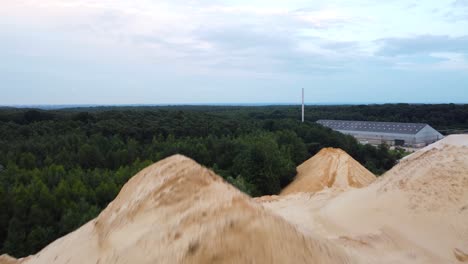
[2,136,468,264]
[280,148,376,195]
[1,155,358,264]
[262,135,468,263]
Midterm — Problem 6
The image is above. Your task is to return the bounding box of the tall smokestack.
[302,88,304,123]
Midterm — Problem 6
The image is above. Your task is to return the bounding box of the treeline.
[0,106,416,257]
[145,104,467,133]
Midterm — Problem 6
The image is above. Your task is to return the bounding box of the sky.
[1,0,468,105]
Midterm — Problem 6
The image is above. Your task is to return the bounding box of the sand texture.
[281,148,376,195]
[1,155,357,264]
[2,135,468,264]
[262,135,468,263]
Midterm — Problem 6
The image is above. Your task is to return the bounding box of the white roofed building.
[317,120,444,148]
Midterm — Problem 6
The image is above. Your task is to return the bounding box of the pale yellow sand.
[1,155,357,264]
[3,136,468,264]
[262,135,468,263]
[280,148,376,195]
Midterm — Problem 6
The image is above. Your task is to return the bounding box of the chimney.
[302,88,305,123]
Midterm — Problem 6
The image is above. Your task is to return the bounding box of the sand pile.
[262,135,468,263]
[403,134,468,161]
[281,148,376,195]
[1,155,357,264]
[0,255,17,264]
[3,136,467,264]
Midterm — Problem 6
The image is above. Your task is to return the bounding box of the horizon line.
[1,102,467,110]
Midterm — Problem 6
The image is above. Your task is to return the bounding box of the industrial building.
[317,120,444,148]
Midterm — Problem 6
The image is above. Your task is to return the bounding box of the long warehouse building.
[317,120,444,148]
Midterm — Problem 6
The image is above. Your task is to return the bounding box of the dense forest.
[0,104,466,257]
[164,103,468,133]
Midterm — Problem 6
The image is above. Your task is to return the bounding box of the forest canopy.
[1,104,466,257]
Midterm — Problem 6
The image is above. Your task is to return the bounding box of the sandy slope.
[262,135,468,263]
[3,136,467,264]
[1,155,357,264]
[281,148,376,195]
[403,134,468,161]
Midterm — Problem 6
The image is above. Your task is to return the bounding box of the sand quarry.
[1,135,468,263]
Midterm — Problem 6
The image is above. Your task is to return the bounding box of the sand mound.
[262,135,468,263]
[403,134,468,161]
[4,136,467,264]
[281,148,376,195]
[2,155,357,264]
[0,255,17,264]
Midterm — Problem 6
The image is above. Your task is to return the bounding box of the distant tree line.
[193,103,468,134]
[1,104,458,257]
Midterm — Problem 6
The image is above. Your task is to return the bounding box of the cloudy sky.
[1,0,468,104]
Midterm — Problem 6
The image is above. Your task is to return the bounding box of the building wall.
[336,130,418,146]
[415,125,444,146]
[318,120,445,148]
[336,126,443,147]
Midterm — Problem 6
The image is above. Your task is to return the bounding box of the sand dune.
[281,148,376,195]
[405,134,468,160]
[262,135,468,263]
[1,155,357,264]
[0,255,17,264]
[2,136,467,264]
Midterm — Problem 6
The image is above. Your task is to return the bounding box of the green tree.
[18,152,36,169]
[78,144,104,169]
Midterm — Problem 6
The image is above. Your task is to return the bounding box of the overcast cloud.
[1,0,468,104]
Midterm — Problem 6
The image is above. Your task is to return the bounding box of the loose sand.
[262,135,468,263]
[280,148,376,195]
[2,135,467,264]
[1,155,357,264]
